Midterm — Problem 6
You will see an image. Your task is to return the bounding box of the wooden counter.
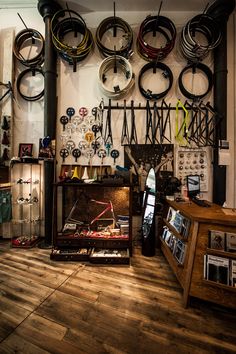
[160,200,236,309]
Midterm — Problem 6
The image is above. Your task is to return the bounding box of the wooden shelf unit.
[161,200,236,309]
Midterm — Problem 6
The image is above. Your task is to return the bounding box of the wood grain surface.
[0,240,236,353]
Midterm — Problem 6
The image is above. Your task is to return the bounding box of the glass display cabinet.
[10,160,42,247]
[51,181,132,264]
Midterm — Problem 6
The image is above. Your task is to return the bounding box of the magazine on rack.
[208,230,225,251]
[205,255,230,285]
[225,232,236,252]
[230,260,236,287]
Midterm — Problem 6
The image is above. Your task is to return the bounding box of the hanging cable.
[95,16,133,58]
[180,13,222,63]
[13,28,45,67]
[51,9,94,71]
[136,15,176,61]
[138,61,173,100]
[178,62,213,100]
[98,55,135,99]
[16,67,44,101]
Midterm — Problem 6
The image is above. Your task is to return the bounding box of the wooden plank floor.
[0,240,236,354]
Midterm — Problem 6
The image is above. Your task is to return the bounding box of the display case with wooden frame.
[161,200,236,309]
[51,181,132,264]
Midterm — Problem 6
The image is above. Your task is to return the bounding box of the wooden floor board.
[0,241,236,354]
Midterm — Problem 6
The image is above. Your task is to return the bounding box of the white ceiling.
[0,0,211,12]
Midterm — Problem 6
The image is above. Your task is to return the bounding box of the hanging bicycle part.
[138,61,173,100]
[178,63,213,101]
[145,100,153,144]
[175,99,189,146]
[78,140,89,151]
[1,115,10,130]
[104,99,113,147]
[85,131,95,145]
[60,115,69,131]
[66,107,75,121]
[180,13,222,63]
[13,27,45,67]
[111,149,120,164]
[95,3,133,59]
[97,148,107,177]
[60,148,69,162]
[92,124,101,139]
[98,99,105,136]
[129,100,138,144]
[137,13,176,61]
[16,67,44,101]
[98,55,135,99]
[72,148,81,162]
[79,106,88,118]
[66,140,76,154]
[152,101,161,144]
[0,82,13,103]
[91,139,101,153]
[121,99,129,146]
[51,8,94,72]
[160,101,172,143]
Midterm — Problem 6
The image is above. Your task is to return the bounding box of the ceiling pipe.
[38,0,61,247]
[207,0,235,205]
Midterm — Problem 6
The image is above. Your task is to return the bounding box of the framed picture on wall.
[18,143,33,158]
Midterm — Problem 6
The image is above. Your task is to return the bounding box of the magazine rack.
[161,200,236,309]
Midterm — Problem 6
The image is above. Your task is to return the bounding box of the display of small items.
[203,230,236,287]
[176,149,208,191]
[61,221,129,240]
[59,103,120,170]
[11,235,39,248]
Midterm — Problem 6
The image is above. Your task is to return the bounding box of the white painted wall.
[0,6,235,206]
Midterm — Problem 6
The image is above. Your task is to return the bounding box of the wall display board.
[176,149,209,192]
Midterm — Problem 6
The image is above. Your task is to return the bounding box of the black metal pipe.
[38,0,61,246]
[207,0,235,205]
